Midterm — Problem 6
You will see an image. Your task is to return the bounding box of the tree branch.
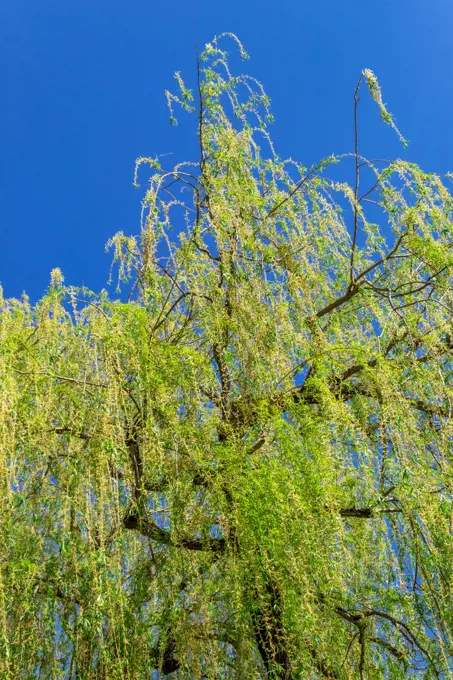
[123,509,226,553]
[350,74,363,285]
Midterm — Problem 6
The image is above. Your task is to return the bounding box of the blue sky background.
[1,0,453,301]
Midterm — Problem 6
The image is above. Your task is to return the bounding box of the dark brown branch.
[410,399,450,419]
[50,426,91,440]
[358,175,384,203]
[365,262,451,301]
[368,636,407,662]
[152,292,189,333]
[339,507,373,518]
[318,599,421,671]
[125,421,144,501]
[212,342,232,418]
[194,239,221,262]
[265,162,324,220]
[250,578,294,679]
[315,284,360,319]
[151,632,180,675]
[363,609,437,674]
[354,232,406,284]
[246,434,267,455]
[123,509,226,553]
[339,506,402,518]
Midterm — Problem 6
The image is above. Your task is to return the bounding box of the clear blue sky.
[1,0,453,300]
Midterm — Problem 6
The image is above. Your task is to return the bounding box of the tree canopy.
[2,34,453,679]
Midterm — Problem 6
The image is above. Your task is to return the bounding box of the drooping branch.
[316,593,437,676]
[349,73,363,285]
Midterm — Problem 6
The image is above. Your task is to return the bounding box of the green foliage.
[2,34,453,679]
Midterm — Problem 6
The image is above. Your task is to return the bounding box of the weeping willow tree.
[2,34,453,680]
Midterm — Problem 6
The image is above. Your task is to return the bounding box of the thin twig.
[350,74,363,286]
